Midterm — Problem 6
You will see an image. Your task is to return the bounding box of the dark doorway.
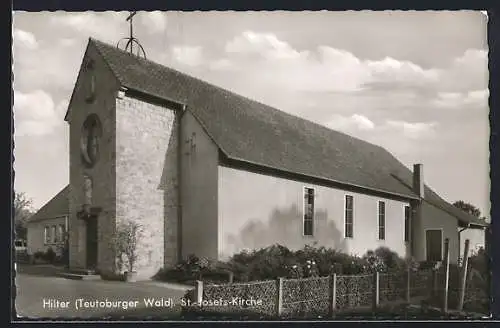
[86,216,98,269]
[426,229,443,262]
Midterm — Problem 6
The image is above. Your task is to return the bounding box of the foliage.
[469,247,488,278]
[111,220,143,273]
[155,254,232,284]
[43,247,56,263]
[221,244,412,282]
[452,200,482,218]
[33,251,45,260]
[162,245,422,284]
[14,192,35,239]
[56,236,70,266]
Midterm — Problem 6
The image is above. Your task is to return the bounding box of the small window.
[303,187,315,236]
[44,226,51,244]
[345,195,354,238]
[378,201,386,240]
[51,226,57,243]
[404,206,411,242]
[56,225,63,243]
[59,224,66,241]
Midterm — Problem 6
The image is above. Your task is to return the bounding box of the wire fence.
[187,266,488,319]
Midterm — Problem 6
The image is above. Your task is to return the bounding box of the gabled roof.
[86,38,487,229]
[28,185,69,223]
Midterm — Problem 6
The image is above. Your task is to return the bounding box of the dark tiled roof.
[88,38,487,228]
[28,185,69,223]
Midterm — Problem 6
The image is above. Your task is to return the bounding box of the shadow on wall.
[226,204,346,256]
[159,116,180,265]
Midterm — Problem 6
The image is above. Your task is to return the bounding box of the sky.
[12,11,490,217]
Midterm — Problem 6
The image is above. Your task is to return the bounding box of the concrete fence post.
[372,271,380,311]
[458,239,470,311]
[431,269,438,299]
[195,280,203,307]
[276,277,283,317]
[442,238,450,314]
[406,265,411,304]
[329,273,337,317]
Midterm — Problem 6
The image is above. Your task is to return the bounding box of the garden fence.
[188,266,487,318]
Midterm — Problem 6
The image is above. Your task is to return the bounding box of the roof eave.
[221,152,419,201]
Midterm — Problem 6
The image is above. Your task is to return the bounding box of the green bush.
[162,245,413,283]
[155,254,233,284]
[224,244,403,281]
[43,247,56,263]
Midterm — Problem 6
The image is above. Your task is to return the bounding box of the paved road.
[14,265,191,320]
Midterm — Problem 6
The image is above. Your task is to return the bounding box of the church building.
[60,38,487,280]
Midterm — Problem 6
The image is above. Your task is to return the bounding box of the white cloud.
[225,31,306,60]
[14,90,64,136]
[326,114,375,132]
[432,89,489,109]
[13,29,38,50]
[467,89,489,102]
[453,48,487,66]
[140,11,167,33]
[59,38,77,47]
[49,12,125,44]
[386,120,438,139]
[172,46,204,67]
[438,48,488,92]
[366,56,439,84]
[209,58,234,71]
[216,31,440,94]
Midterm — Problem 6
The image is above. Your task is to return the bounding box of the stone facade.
[68,43,119,274]
[115,95,178,280]
[68,43,180,280]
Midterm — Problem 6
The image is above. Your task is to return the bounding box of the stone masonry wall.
[115,95,178,280]
[68,43,118,274]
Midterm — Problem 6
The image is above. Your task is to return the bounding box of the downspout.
[458,223,470,264]
[176,105,186,264]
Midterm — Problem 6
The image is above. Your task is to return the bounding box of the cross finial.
[126,11,137,51]
[116,11,147,59]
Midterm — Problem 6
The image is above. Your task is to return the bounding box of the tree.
[14,192,35,239]
[453,200,483,218]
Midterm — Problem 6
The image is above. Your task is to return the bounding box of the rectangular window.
[303,187,315,236]
[404,206,411,242]
[51,225,57,243]
[378,201,386,240]
[57,224,65,243]
[44,226,51,244]
[345,195,354,238]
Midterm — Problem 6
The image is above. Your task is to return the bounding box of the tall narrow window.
[404,206,411,242]
[303,187,315,236]
[345,195,354,238]
[51,226,57,243]
[44,226,51,244]
[378,201,386,240]
[57,224,65,243]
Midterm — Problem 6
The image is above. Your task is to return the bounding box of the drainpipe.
[458,223,470,264]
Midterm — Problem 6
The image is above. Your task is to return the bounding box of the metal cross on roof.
[116,11,147,59]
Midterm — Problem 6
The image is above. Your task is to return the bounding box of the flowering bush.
[160,245,413,283]
[362,250,387,273]
[224,244,403,281]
